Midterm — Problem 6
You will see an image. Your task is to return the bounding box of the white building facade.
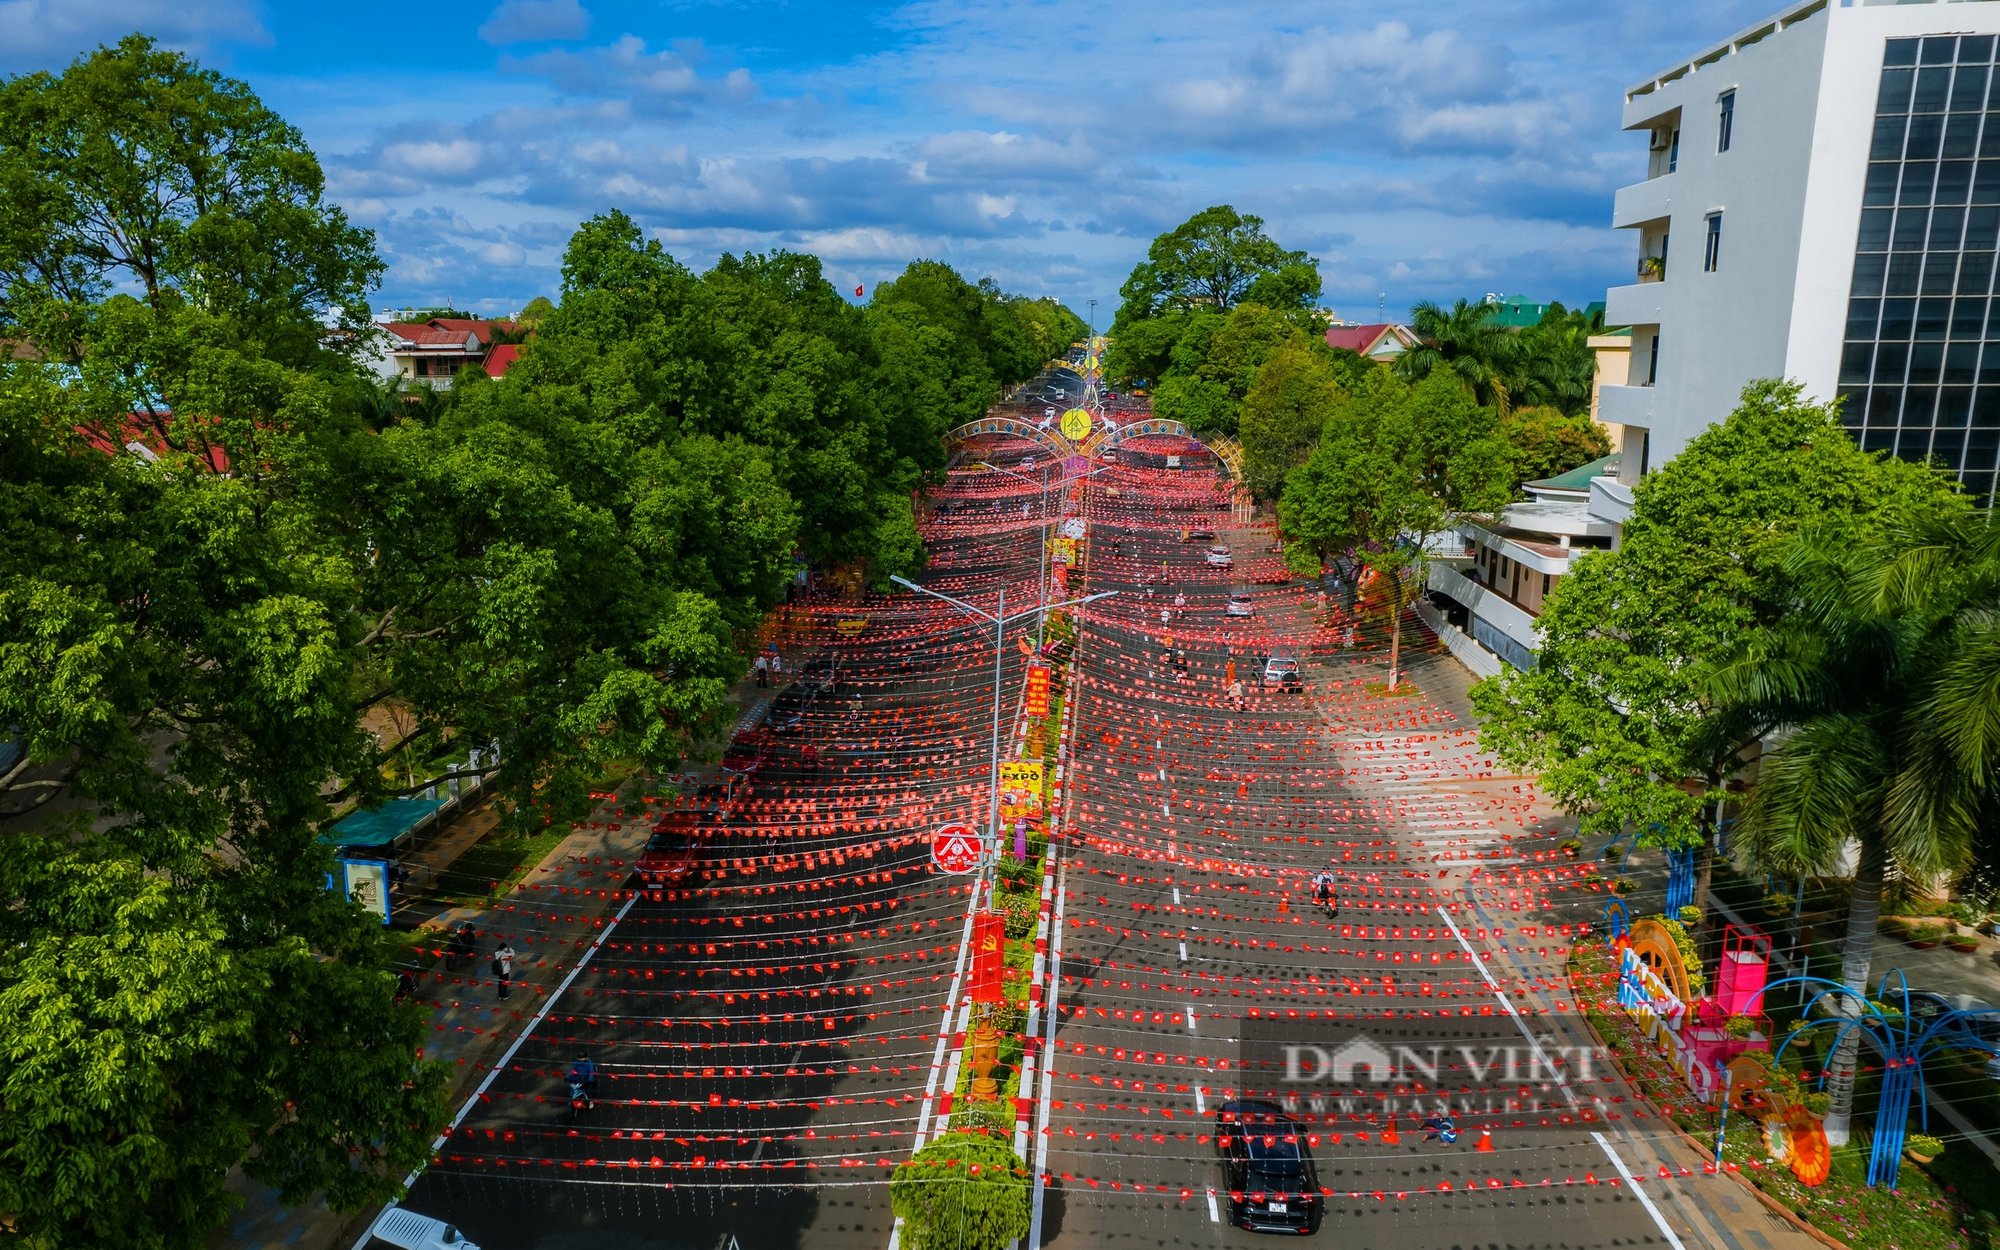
[1598,0,2000,527]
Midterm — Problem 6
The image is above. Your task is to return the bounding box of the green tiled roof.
[1526,452,1620,493]
[1486,293,1551,328]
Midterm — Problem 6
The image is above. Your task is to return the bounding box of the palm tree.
[1395,299,1515,412]
[1709,510,2000,1144]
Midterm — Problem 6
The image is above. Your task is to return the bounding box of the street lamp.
[889,576,1117,863]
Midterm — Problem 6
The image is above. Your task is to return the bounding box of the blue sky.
[2,0,1785,323]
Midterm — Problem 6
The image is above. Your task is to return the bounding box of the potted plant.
[1724,1015,1758,1040]
[1762,893,1794,918]
[1803,1091,1831,1118]
[1678,905,1703,927]
[1559,838,1582,860]
[1907,1133,1945,1164]
[1908,923,1949,950]
[1949,930,1982,953]
[1638,255,1666,281]
[1612,878,1636,896]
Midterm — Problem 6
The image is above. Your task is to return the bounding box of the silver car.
[1205,545,1233,568]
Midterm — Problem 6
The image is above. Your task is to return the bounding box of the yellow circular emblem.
[1060,408,1092,441]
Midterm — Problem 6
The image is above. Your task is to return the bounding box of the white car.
[1263,655,1303,691]
[1205,545,1233,568]
[1226,593,1255,617]
[368,1208,479,1250]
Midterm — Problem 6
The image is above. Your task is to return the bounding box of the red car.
[638,783,729,885]
[721,731,770,779]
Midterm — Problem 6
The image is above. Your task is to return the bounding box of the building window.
[1542,573,1552,598]
[1647,332,1661,386]
[1704,213,1723,272]
[1718,90,1736,152]
[1843,35,2000,502]
[1668,127,1680,174]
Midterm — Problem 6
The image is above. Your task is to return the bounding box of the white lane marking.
[1179,941,1188,963]
[354,890,640,1249]
[1162,802,1171,820]
[1195,1086,1206,1114]
[1172,886,1181,905]
[1207,1187,1221,1224]
[1027,863,1071,1250]
[1591,1131,1689,1250]
[1185,1005,1198,1032]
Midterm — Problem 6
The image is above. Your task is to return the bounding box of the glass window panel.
[1902,160,1938,204]
[1981,343,2000,384]
[1968,207,2000,251]
[1887,38,1920,68]
[1849,298,1884,338]
[1861,427,1900,455]
[1931,205,1968,249]
[1894,207,1931,250]
[1918,296,1953,338]
[1876,115,1912,161]
[1912,341,1946,381]
[1842,342,1875,385]
[1938,160,1974,204]
[1881,297,1917,339]
[1947,343,1980,383]
[1975,161,2000,201]
[1876,340,1911,383]
[1906,385,1941,424]
[1953,296,1986,337]
[1974,388,2000,423]
[1939,387,1975,426]
[1964,253,1999,296]
[1857,207,1893,251]
[1916,66,1953,110]
[1945,112,1984,159]
[1921,37,1958,67]
[1965,35,1996,63]
[1933,428,1972,471]
[1838,387,1868,425]
[1952,65,1990,112]
[1970,431,2000,476]
[1870,386,1906,424]
[1887,252,1924,296]
[1865,162,1901,207]
[1925,254,1961,294]
[1908,113,1945,158]
[1853,253,1888,296]
[1879,66,1917,113]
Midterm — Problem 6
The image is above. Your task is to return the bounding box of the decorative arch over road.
[945,415,1069,462]
[947,412,1241,481]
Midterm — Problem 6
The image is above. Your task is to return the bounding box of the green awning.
[323,797,445,849]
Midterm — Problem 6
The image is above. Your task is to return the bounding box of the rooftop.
[1526,452,1621,497]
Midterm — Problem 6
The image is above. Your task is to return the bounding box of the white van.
[1165,454,1182,470]
[367,1207,480,1250]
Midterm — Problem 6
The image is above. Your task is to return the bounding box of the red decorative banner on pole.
[970,909,1006,1003]
[1025,664,1051,717]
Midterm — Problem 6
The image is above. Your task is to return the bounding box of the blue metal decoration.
[1664,846,1697,913]
[1601,897,1632,943]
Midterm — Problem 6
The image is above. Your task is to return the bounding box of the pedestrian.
[1227,678,1244,711]
[572,1053,598,1101]
[1159,606,1170,629]
[802,741,821,777]
[1174,650,1190,682]
[1225,657,1237,686]
[768,648,783,681]
[445,922,476,973]
[492,940,515,1000]
[1173,590,1186,618]
[753,653,769,688]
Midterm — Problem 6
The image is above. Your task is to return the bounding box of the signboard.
[1059,518,1086,540]
[339,857,392,926]
[930,822,983,874]
[970,910,1007,1004]
[1023,666,1051,718]
[1000,759,1044,825]
[1060,408,1092,441]
[1050,536,1077,565]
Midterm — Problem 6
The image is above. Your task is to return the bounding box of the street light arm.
[998,589,1117,625]
[888,575,998,624]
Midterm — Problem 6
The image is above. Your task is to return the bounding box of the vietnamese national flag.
[854,284,864,298]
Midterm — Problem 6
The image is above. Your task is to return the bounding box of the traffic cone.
[1380,1118,1399,1145]
[1277,893,1290,914]
[1475,1128,1493,1152]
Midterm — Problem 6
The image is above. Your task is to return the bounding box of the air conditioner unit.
[1649,129,1672,151]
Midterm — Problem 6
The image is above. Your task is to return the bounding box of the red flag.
[970,909,1006,1003]
[854,284,864,297]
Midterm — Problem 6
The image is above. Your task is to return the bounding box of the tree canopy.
[1394,299,1602,418]
[1114,205,1320,323]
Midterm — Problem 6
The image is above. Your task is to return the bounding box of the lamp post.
[982,459,1116,644]
[889,576,1116,861]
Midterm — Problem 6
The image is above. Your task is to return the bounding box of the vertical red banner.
[970,909,1006,1003]
[1025,664,1050,717]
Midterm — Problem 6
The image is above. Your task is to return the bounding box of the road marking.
[1027,863,1071,1250]
[1591,1131,1689,1250]
[1172,886,1181,905]
[1179,941,1188,963]
[1185,1005,1198,1032]
[1162,802,1171,820]
[1207,1187,1221,1224]
[1195,1086,1206,1114]
[354,890,640,1250]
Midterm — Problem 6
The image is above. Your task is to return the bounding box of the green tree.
[515,294,555,327]
[1113,205,1320,323]
[1151,373,1237,436]
[1102,310,1201,386]
[1279,370,1514,687]
[1508,307,1599,416]
[1472,382,1968,935]
[890,1131,1031,1250]
[1237,340,1343,500]
[1706,510,2000,1142]
[1394,298,1516,412]
[1500,405,1612,487]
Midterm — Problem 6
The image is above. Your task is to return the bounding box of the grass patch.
[1363,679,1423,698]
[430,826,570,909]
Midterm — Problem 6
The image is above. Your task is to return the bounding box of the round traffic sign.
[1060,408,1092,441]
[1060,518,1086,540]
[931,822,983,874]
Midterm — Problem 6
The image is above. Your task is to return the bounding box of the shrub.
[995,855,1035,894]
[1803,1091,1831,1117]
[1678,906,1703,927]
[891,1133,1030,1250]
[1611,878,1636,895]
[1559,838,1582,857]
[1907,1133,1945,1159]
[1724,1015,1758,1039]
[1762,893,1795,916]
[1000,891,1038,939]
[948,1099,1015,1138]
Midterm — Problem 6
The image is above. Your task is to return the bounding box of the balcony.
[1589,476,1636,528]
[1612,176,1674,230]
[1428,564,1539,648]
[1604,282,1664,329]
[1598,383,1656,430]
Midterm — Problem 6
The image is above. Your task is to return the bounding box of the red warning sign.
[930,822,982,874]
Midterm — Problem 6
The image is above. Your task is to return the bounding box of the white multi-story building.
[1597,0,2000,528]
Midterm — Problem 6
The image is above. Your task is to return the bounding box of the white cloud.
[380,138,489,179]
[0,0,266,70]
[478,0,589,46]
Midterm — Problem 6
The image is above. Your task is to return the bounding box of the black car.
[799,651,841,697]
[1214,1100,1324,1235]
[767,686,815,733]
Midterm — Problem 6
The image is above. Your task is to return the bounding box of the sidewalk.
[214,654,808,1250]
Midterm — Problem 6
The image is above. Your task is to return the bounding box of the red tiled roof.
[481,343,521,378]
[75,412,231,473]
[1324,324,1404,355]
[429,318,517,347]
[380,318,518,349]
